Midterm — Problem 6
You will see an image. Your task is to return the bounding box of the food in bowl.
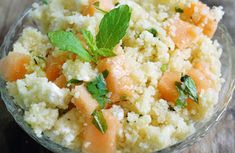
[0,0,225,152]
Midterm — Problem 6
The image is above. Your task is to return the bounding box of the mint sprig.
[92,109,108,134]
[96,5,132,49]
[48,31,93,62]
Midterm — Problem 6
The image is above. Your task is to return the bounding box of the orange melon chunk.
[54,74,67,88]
[82,0,114,16]
[45,53,67,81]
[82,110,120,153]
[72,85,98,115]
[97,55,133,102]
[182,2,218,38]
[158,72,181,103]
[0,52,30,82]
[166,19,202,50]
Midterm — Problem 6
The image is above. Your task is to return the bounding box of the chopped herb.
[147,28,158,37]
[48,30,93,62]
[93,2,108,14]
[115,2,120,6]
[36,56,45,61]
[33,58,38,65]
[86,74,109,108]
[175,7,184,13]
[67,79,83,86]
[175,75,199,108]
[102,70,109,78]
[175,82,188,108]
[181,75,199,103]
[96,5,132,49]
[42,0,48,5]
[161,64,168,73]
[92,109,107,134]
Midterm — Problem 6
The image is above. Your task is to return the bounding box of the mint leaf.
[147,28,158,37]
[175,7,184,13]
[102,70,109,78]
[181,75,199,103]
[48,30,93,62]
[175,82,187,108]
[175,75,199,108]
[81,29,98,52]
[161,64,168,73]
[86,74,109,108]
[96,48,116,57]
[42,0,48,5]
[67,79,83,86]
[96,5,132,49]
[92,110,107,134]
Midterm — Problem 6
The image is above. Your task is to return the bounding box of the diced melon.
[181,2,218,38]
[54,74,67,88]
[0,52,30,82]
[72,85,98,115]
[166,19,202,50]
[82,0,114,16]
[45,53,67,81]
[82,110,120,153]
[97,55,133,102]
[158,72,181,103]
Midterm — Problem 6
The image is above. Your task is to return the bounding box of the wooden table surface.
[0,0,234,153]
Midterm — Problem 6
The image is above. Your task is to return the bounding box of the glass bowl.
[0,3,235,153]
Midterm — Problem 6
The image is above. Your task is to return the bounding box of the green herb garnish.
[42,0,49,5]
[161,64,168,73]
[147,28,158,37]
[86,74,109,108]
[175,7,184,13]
[102,70,109,78]
[175,75,199,108]
[67,79,83,86]
[92,109,108,134]
[96,5,132,49]
[48,30,93,62]
[181,75,199,102]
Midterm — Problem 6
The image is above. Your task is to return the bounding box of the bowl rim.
[0,2,235,153]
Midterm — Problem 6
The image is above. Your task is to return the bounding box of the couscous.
[0,0,224,153]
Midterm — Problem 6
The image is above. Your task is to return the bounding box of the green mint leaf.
[147,28,158,37]
[42,0,48,5]
[67,79,83,86]
[181,75,199,103]
[102,70,109,78]
[92,110,107,134]
[161,64,168,73]
[96,5,132,49]
[96,48,116,57]
[175,82,188,108]
[81,29,98,52]
[86,74,109,108]
[175,7,184,13]
[48,30,93,62]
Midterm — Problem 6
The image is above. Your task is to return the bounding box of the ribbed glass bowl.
[0,4,235,153]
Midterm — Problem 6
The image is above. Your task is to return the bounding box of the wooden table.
[0,0,234,153]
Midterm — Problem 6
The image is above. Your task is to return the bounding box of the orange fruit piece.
[97,55,133,102]
[54,74,67,88]
[166,19,202,50]
[82,110,120,153]
[0,52,30,82]
[181,2,218,38]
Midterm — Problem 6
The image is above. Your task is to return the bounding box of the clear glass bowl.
[0,4,235,153]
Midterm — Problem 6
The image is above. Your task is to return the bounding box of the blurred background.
[0,0,234,153]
